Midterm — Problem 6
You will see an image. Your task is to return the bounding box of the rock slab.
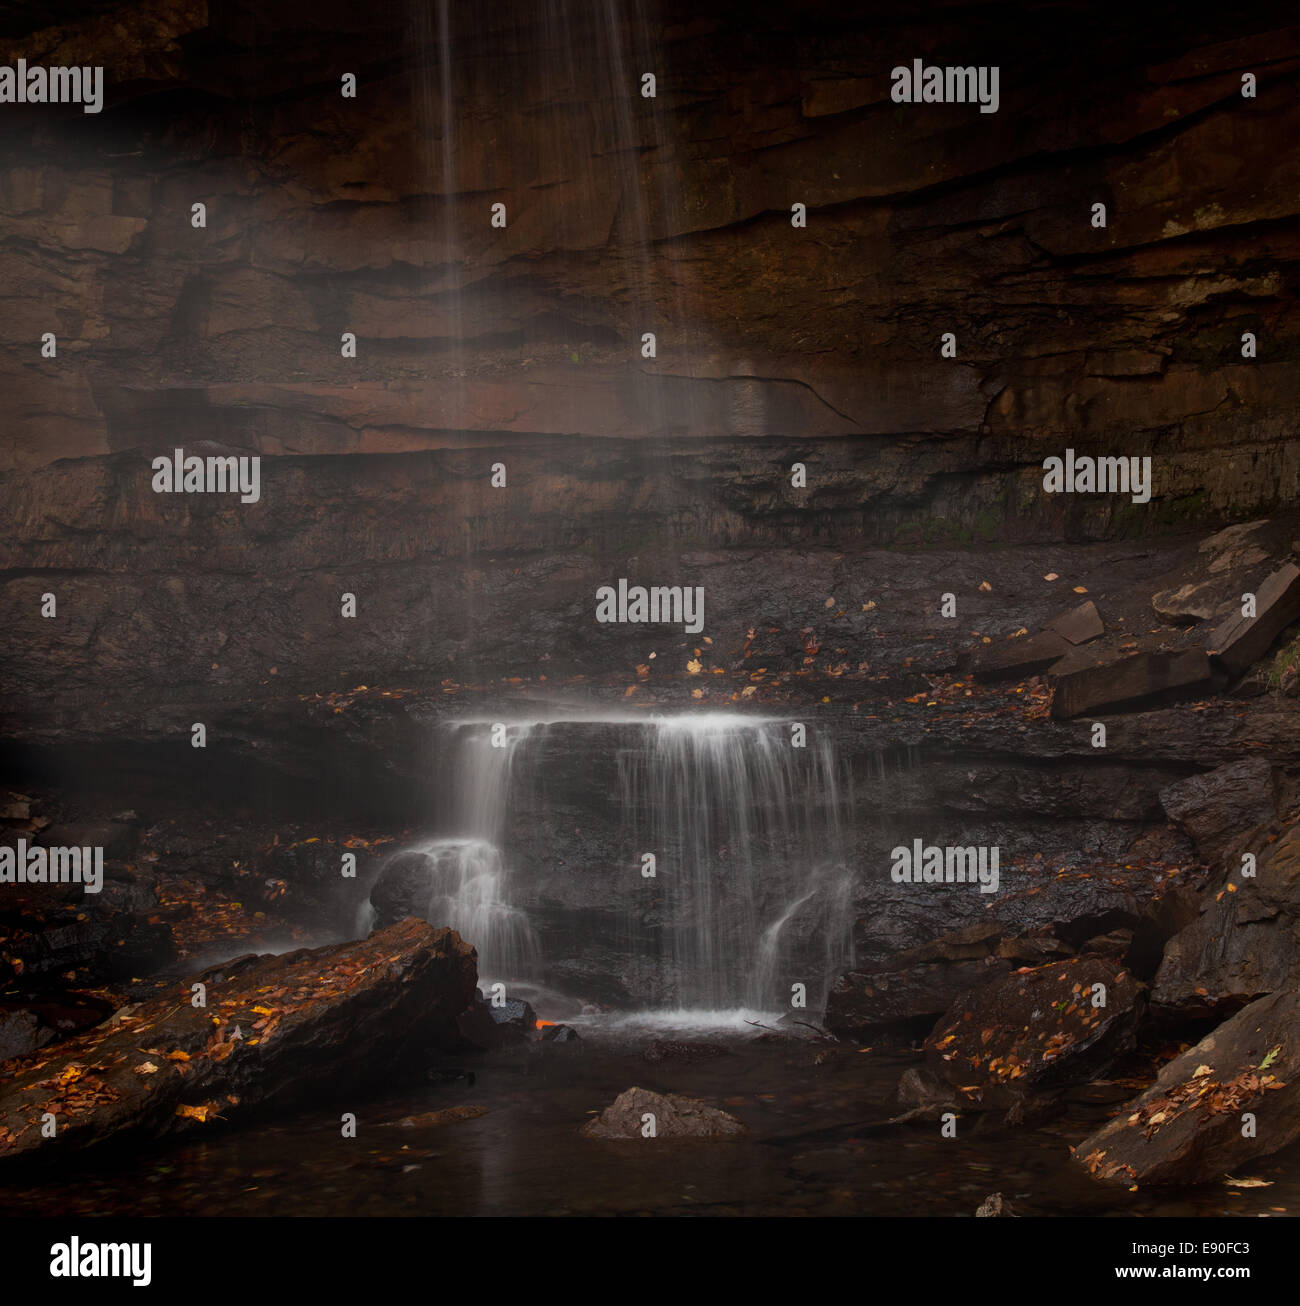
[0,918,477,1165]
[1075,986,1300,1188]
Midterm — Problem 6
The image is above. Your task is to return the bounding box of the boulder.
[0,1010,54,1063]
[1207,562,1300,677]
[1047,600,1105,645]
[456,993,536,1049]
[923,957,1145,1110]
[0,919,477,1165]
[579,1087,746,1139]
[1152,581,1225,625]
[1158,758,1276,868]
[1153,821,1300,1020]
[1050,649,1214,719]
[1075,986,1300,1187]
[368,851,435,927]
[540,1023,580,1043]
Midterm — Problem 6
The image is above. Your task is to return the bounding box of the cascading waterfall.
[615,717,853,1011]
[366,723,541,989]
[367,714,854,1014]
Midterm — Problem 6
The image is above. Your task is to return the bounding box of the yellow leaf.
[686,659,702,675]
[167,1050,190,1062]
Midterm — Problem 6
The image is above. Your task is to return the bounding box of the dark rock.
[995,935,1075,964]
[540,1024,580,1043]
[0,1010,54,1063]
[456,991,537,1048]
[0,867,175,987]
[381,1105,487,1129]
[1153,581,1224,625]
[1208,563,1300,677]
[1048,600,1105,645]
[579,1087,746,1139]
[899,922,1004,964]
[642,1038,733,1063]
[0,919,477,1165]
[973,631,1070,682]
[1080,929,1134,962]
[1153,821,1300,1020]
[825,958,1012,1038]
[489,997,537,1029]
[1159,758,1277,868]
[1126,824,1195,865]
[368,851,435,929]
[1051,650,1215,719]
[897,1065,963,1113]
[924,957,1146,1110]
[1075,986,1300,1188]
[38,823,138,861]
[976,1192,1014,1217]
[0,994,115,1065]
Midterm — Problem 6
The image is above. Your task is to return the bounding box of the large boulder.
[1153,821,1300,1020]
[1158,758,1277,869]
[922,957,1145,1111]
[1075,986,1300,1188]
[579,1087,746,1139]
[0,919,477,1165]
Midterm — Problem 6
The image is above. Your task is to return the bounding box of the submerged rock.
[579,1087,746,1139]
[642,1038,733,1063]
[0,919,476,1166]
[1075,986,1300,1188]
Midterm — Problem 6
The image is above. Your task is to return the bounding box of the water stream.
[366,714,854,1013]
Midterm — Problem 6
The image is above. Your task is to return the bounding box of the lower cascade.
[365,714,855,1012]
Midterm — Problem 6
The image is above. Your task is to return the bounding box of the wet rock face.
[1075,986,1300,1188]
[1,1,1299,537]
[1154,821,1300,1021]
[1158,758,1278,870]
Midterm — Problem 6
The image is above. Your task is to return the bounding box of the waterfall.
[368,723,541,989]
[368,714,853,1013]
[615,717,853,1010]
